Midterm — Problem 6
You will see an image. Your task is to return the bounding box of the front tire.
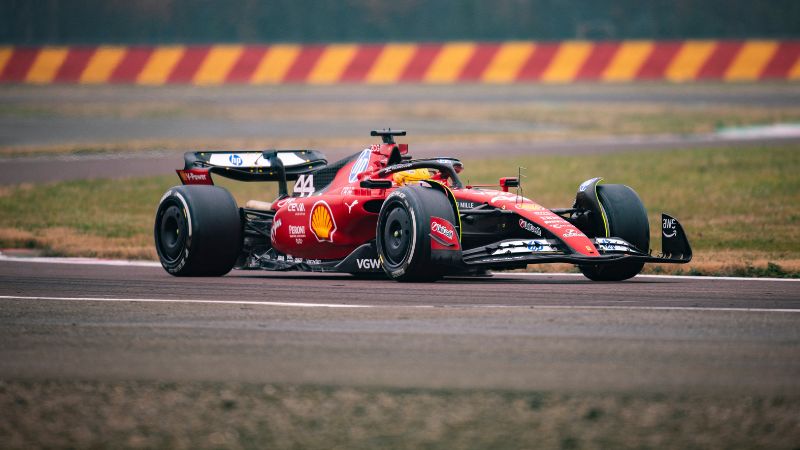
[376,185,457,282]
[154,185,242,276]
[580,184,649,281]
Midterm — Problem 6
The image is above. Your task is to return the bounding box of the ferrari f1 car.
[155,130,691,281]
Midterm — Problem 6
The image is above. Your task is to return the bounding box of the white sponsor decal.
[287,202,305,213]
[389,162,413,171]
[595,238,633,252]
[597,244,632,252]
[271,219,282,241]
[519,219,542,236]
[542,219,569,229]
[208,152,307,168]
[431,221,454,240]
[341,187,355,196]
[491,239,557,255]
[276,198,294,208]
[288,225,306,237]
[490,194,532,204]
[276,153,307,166]
[345,199,359,213]
[596,238,628,246]
[562,229,586,238]
[579,177,601,192]
[185,172,207,181]
[349,149,372,183]
[293,174,315,197]
[356,258,381,270]
[663,217,677,238]
[490,194,517,204]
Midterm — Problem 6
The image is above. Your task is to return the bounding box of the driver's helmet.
[393,168,432,186]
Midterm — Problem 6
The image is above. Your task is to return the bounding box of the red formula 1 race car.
[154,130,691,281]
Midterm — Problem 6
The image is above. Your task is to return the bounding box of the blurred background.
[3,0,800,43]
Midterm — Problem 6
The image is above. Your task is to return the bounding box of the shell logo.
[310,201,337,242]
[514,203,545,211]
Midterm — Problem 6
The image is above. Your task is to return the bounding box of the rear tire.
[376,185,456,282]
[580,184,649,281]
[154,185,242,276]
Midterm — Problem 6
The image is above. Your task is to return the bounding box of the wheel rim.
[382,206,412,266]
[158,204,186,263]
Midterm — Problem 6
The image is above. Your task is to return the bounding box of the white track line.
[0,254,161,267]
[1,254,797,282]
[0,295,371,309]
[0,295,797,313]
[501,272,800,282]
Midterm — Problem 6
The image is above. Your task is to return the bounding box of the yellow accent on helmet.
[393,168,432,186]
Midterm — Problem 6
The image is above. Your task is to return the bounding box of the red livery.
[155,130,691,281]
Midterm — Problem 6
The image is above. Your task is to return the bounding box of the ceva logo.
[229,154,243,166]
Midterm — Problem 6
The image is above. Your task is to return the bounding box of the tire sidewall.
[376,188,429,280]
[155,189,194,275]
[580,184,649,281]
[154,185,242,276]
[600,185,649,254]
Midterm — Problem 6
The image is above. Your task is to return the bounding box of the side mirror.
[499,177,519,192]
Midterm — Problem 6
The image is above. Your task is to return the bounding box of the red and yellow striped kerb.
[1,40,798,85]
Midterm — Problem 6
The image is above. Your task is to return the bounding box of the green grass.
[2,381,798,449]
[1,144,798,275]
[0,176,277,259]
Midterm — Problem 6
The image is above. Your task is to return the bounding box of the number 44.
[293,174,315,197]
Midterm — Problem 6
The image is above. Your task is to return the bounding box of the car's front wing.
[462,214,692,269]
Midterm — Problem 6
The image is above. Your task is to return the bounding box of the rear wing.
[180,150,327,197]
[183,150,327,181]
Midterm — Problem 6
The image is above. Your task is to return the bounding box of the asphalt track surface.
[1,258,799,393]
[2,84,799,395]
[4,83,800,106]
